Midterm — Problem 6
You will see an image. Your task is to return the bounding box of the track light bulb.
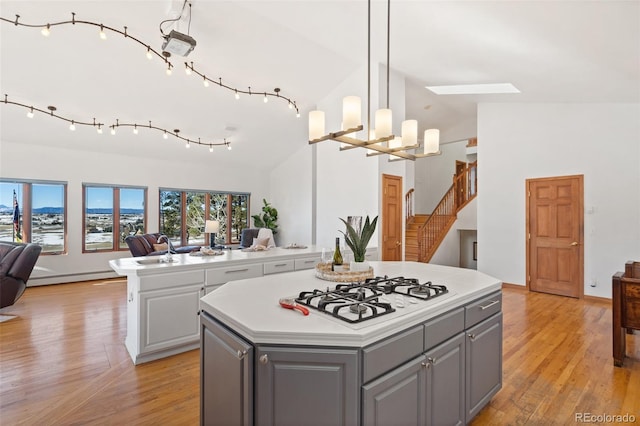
[133,126,138,135]
[97,126,103,134]
[235,91,240,100]
[163,131,168,139]
[264,94,268,103]
[166,66,172,76]
[41,24,50,37]
[69,121,76,131]
[203,78,209,88]
[288,102,293,110]
[146,49,153,60]
[296,112,300,118]
[27,108,34,118]
[99,26,106,40]
[209,146,213,152]
[186,141,190,148]
[227,145,232,151]
[185,67,192,76]
[111,127,116,135]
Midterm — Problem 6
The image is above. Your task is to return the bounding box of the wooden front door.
[527,175,583,298]
[382,174,402,261]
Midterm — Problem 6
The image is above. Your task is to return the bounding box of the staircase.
[405,214,429,261]
[405,161,477,263]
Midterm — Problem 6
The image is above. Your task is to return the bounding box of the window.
[83,184,146,252]
[160,189,249,246]
[0,179,67,254]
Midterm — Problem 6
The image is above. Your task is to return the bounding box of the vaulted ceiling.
[1,1,638,170]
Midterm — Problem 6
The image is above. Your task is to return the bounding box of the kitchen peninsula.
[109,246,331,364]
[200,261,502,426]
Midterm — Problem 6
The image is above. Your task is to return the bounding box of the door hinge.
[528,233,531,239]
[528,191,531,197]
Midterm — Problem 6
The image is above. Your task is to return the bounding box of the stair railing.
[416,161,478,263]
[405,188,415,225]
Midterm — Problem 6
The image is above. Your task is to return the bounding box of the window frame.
[82,183,148,253]
[159,188,250,246]
[0,178,68,255]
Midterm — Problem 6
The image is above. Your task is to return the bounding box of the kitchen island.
[109,245,342,364]
[200,261,502,426]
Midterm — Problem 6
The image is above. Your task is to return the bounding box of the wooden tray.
[314,262,374,283]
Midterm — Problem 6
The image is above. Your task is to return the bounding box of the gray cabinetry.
[201,312,253,426]
[362,355,426,425]
[255,346,359,426]
[425,333,465,426]
[465,312,503,420]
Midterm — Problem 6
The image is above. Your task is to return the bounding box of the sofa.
[124,233,200,257]
[0,242,42,309]
[239,228,276,249]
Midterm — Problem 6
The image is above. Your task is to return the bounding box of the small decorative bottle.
[332,237,343,271]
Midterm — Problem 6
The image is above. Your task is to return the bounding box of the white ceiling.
[1,0,639,170]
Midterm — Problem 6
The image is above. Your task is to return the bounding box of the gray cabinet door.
[200,312,253,426]
[465,312,503,421]
[255,346,359,426]
[425,333,465,426]
[362,356,426,426]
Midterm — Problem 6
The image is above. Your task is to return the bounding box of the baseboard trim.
[502,282,526,290]
[584,294,611,303]
[28,270,120,287]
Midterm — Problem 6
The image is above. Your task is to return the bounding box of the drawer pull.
[274,263,288,267]
[479,300,500,310]
[237,349,247,360]
[303,260,315,263]
[468,333,476,341]
[259,354,269,364]
[225,268,249,274]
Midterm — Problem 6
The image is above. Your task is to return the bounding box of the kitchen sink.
[136,257,176,265]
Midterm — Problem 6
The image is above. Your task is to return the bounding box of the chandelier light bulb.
[342,96,362,130]
[308,110,325,140]
[41,24,50,37]
[424,129,440,154]
[27,108,34,118]
[375,109,393,138]
[99,25,106,40]
[401,120,418,146]
[69,121,76,131]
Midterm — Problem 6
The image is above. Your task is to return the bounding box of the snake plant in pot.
[339,215,378,272]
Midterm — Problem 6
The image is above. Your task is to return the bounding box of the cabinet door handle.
[427,356,436,365]
[274,263,288,267]
[468,333,476,341]
[237,349,247,360]
[479,300,500,310]
[225,268,249,274]
[303,260,315,264]
[259,354,269,365]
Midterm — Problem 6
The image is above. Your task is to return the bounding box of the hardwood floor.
[0,280,638,425]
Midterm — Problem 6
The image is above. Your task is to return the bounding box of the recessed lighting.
[425,83,520,95]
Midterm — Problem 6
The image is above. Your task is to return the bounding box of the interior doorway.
[381,174,403,261]
[526,175,584,298]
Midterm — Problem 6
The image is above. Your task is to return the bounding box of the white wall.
[269,144,313,247]
[0,141,270,285]
[414,139,472,214]
[478,103,640,298]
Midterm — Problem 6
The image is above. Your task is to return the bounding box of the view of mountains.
[0,205,143,214]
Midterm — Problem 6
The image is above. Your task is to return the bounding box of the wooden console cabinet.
[612,260,640,367]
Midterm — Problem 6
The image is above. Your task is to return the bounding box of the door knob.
[395,241,401,247]
[570,241,578,246]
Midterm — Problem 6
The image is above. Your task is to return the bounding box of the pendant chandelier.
[308,0,440,161]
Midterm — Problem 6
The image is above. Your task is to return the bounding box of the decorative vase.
[350,260,369,272]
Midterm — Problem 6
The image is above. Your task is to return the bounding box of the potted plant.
[339,215,378,271]
[252,199,279,235]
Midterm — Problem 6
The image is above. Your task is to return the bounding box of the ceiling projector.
[162,30,196,57]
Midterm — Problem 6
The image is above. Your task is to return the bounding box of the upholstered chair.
[0,242,42,309]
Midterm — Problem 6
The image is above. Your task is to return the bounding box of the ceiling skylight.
[425,83,520,95]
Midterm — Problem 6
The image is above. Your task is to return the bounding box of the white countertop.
[200,261,502,347]
[109,245,323,276]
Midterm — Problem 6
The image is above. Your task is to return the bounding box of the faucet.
[160,235,174,263]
